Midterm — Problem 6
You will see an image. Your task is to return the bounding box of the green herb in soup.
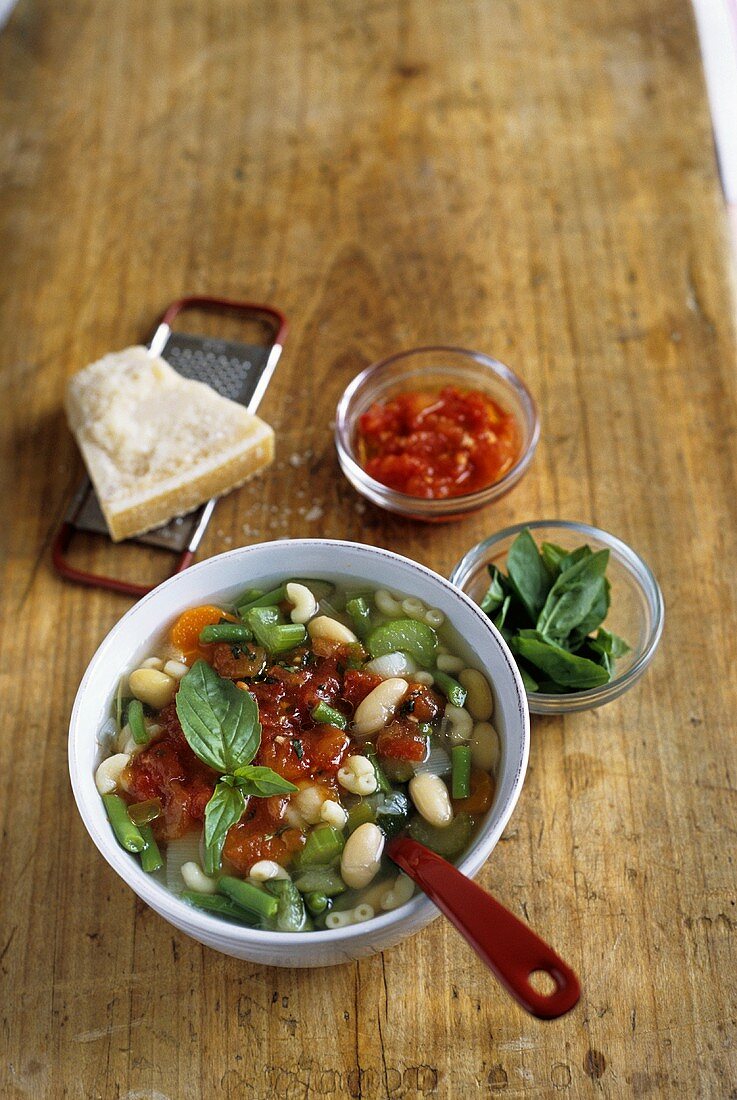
[95,580,500,931]
[479,529,630,693]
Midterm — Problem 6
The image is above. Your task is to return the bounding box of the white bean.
[436,654,465,674]
[459,668,494,722]
[353,678,408,737]
[115,723,132,753]
[294,784,328,825]
[365,652,418,679]
[409,773,453,828]
[140,657,165,670]
[337,755,378,796]
[249,860,289,882]
[381,873,415,911]
[375,589,403,618]
[320,799,348,828]
[340,822,385,889]
[95,753,130,795]
[444,703,474,744]
[129,667,176,709]
[181,862,218,894]
[307,616,358,644]
[470,722,500,774]
[163,658,190,681]
[286,582,318,624]
[413,671,434,686]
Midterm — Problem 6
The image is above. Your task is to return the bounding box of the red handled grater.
[53,296,287,597]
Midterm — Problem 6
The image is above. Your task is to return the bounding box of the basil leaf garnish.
[176,659,261,773]
[234,765,299,797]
[203,780,246,875]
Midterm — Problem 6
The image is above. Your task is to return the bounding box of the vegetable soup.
[96,579,500,932]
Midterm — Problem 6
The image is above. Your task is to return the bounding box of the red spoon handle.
[388,837,581,1019]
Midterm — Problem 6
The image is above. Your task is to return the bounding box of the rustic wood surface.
[1,0,736,1096]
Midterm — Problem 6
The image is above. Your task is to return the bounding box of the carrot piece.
[452,768,494,815]
[169,605,233,654]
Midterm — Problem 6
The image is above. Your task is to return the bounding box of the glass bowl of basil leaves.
[450,521,664,714]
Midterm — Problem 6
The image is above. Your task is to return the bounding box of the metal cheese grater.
[53,296,287,597]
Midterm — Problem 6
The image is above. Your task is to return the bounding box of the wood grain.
[1,0,736,1096]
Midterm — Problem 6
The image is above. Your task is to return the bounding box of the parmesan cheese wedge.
[65,345,275,541]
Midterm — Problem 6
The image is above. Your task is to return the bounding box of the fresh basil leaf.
[176,659,261,773]
[506,529,552,623]
[519,665,540,693]
[493,594,512,635]
[557,545,592,574]
[567,577,611,649]
[233,765,299,797]
[480,567,507,614]
[535,549,610,643]
[540,542,569,576]
[533,680,571,694]
[593,627,630,659]
[511,633,610,690]
[584,627,631,676]
[203,780,246,875]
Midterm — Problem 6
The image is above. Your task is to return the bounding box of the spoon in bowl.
[388,836,581,1019]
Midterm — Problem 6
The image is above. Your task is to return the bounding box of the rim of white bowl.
[69,539,530,946]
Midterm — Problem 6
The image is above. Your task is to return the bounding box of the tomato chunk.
[377,720,429,762]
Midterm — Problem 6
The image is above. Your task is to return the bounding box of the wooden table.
[2,1,736,1096]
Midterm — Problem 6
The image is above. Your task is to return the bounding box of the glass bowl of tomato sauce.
[335,346,540,521]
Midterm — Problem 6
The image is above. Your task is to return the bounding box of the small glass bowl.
[450,520,665,715]
[334,346,540,521]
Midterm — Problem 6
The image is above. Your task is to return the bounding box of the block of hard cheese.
[65,345,275,541]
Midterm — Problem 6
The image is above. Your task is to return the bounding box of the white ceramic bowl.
[69,540,530,967]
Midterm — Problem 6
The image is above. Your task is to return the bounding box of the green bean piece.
[199,622,253,645]
[305,892,329,916]
[128,798,162,826]
[264,878,308,932]
[235,587,264,607]
[346,596,372,639]
[296,825,345,868]
[139,824,164,872]
[310,701,347,730]
[451,745,472,799]
[367,619,438,668]
[293,865,347,897]
[127,699,149,746]
[102,794,146,853]
[363,744,392,794]
[346,802,376,834]
[218,876,279,920]
[237,585,288,616]
[432,669,468,708]
[246,607,307,654]
[182,891,259,924]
